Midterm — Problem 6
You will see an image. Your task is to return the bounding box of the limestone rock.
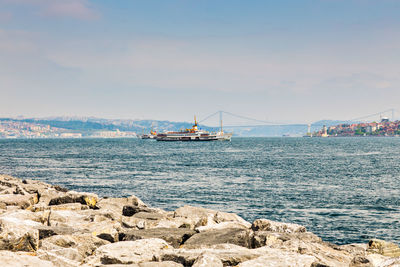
[122,216,148,229]
[0,216,41,252]
[214,211,251,227]
[349,255,373,267]
[0,193,38,210]
[252,231,321,248]
[97,196,148,213]
[37,249,80,267]
[160,244,274,266]
[133,211,168,220]
[192,253,223,267]
[41,233,110,259]
[196,221,250,233]
[251,219,306,233]
[364,253,393,267]
[173,206,218,228]
[155,217,195,229]
[48,191,98,209]
[120,227,196,248]
[50,203,89,211]
[367,239,400,257]
[85,239,170,265]
[48,210,90,227]
[0,250,54,267]
[122,212,168,229]
[182,228,252,249]
[238,250,316,267]
[277,237,353,266]
[123,205,154,216]
[91,221,121,242]
[48,210,121,242]
[139,261,183,267]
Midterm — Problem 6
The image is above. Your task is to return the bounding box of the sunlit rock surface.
[1,174,400,267]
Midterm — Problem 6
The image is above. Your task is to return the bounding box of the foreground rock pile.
[1,174,400,267]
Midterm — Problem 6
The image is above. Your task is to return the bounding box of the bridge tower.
[219,110,223,133]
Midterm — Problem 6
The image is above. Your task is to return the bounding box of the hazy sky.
[1,0,399,124]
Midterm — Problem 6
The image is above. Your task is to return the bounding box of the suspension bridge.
[197,108,400,129]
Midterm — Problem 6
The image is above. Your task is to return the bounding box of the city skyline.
[1,0,400,123]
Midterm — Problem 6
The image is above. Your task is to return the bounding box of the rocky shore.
[0,174,399,267]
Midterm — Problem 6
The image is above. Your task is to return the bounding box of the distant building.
[60,133,82,138]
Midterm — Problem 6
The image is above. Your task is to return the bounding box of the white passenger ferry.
[156,117,232,141]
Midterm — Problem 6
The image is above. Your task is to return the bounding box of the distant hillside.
[0,117,359,137]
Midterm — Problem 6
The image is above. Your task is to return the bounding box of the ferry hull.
[156,133,232,142]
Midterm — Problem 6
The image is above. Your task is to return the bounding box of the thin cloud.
[41,0,100,20]
[0,11,12,22]
[1,0,99,20]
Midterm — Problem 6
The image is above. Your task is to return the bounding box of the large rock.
[363,253,400,267]
[367,239,400,257]
[195,221,250,233]
[48,191,98,209]
[277,237,354,266]
[182,228,252,249]
[238,250,316,267]
[0,216,41,252]
[0,250,54,267]
[97,196,149,217]
[37,249,80,267]
[252,231,321,248]
[123,205,155,216]
[0,175,68,207]
[41,233,110,257]
[139,262,183,267]
[39,233,110,264]
[0,193,38,209]
[122,211,169,230]
[160,244,276,266]
[84,239,171,265]
[251,219,306,233]
[0,209,49,224]
[48,210,121,242]
[173,206,250,229]
[192,253,223,267]
[120,228,196,248]
[98,195,147,209]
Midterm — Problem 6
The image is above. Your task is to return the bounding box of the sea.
[0,137,399,245]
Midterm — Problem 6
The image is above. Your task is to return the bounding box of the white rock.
[0,250,54,267]
[85,238,171,265]
[192,253,223,267]
[196,221,250,232]
[0,216,41,251]
[238,250,316,267]
[251,219,306,233]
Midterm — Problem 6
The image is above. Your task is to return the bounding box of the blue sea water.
[0,137,399,245]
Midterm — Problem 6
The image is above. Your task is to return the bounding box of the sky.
[1,0,400,124]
